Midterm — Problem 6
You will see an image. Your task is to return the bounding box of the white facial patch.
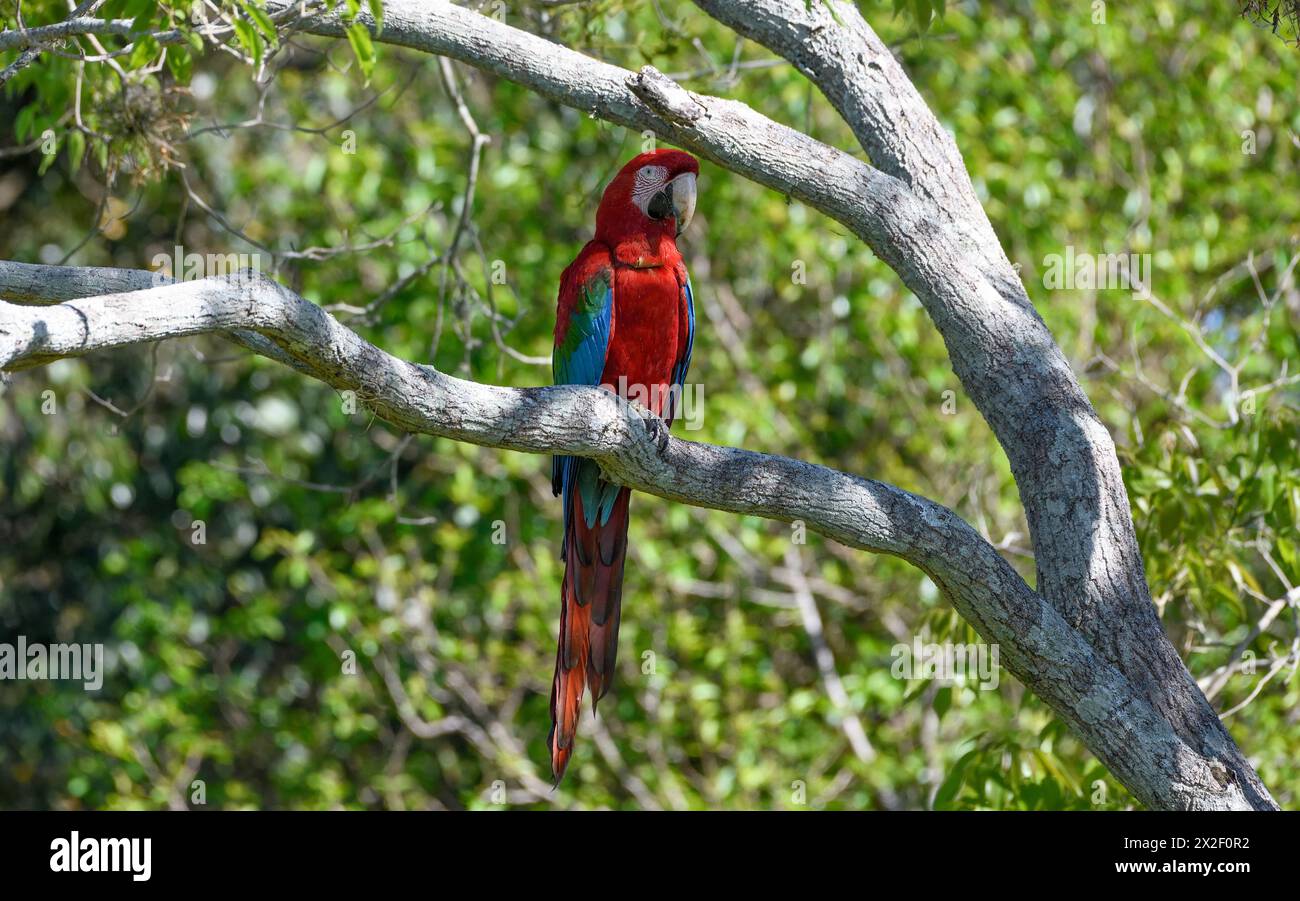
[631,164,669,212]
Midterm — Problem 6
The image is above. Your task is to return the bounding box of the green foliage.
[1,0,1297,809]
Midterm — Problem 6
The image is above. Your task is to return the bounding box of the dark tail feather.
[549,485,632,782]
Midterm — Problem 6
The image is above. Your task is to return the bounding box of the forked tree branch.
[285,0,1272,810]
[0,261,1262,809]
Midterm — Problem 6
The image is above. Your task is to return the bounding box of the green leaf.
[933,685,952,720]
[238,0,279,43]
[166,46,193,84]
[346,21,376,80]
[934,749,979,809]
[67,130,86,171]
[912,0,932,30]
[232,19,263,66]
[14,105,36,142]
[130,5,157,34]
[128,35,160,69]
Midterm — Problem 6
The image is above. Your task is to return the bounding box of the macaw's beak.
[670,172,697,236]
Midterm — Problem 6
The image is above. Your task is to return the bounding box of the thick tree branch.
[686,0,1276,810]
[0,260,1264,809]
[692,0,1008,280]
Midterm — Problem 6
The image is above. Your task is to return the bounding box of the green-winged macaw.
[548,149,700,780]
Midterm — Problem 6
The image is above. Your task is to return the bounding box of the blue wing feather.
[552,269,620,532]
[667,275,696,425]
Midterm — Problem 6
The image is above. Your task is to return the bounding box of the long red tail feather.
[548,485,631,782]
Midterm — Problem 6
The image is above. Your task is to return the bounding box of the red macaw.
[548,149,700,781]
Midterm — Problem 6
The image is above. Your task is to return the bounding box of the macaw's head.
[594,149,699,245]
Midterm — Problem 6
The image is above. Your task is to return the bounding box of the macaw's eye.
[647,190,673,220]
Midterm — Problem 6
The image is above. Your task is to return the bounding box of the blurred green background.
[1,0,1297,809]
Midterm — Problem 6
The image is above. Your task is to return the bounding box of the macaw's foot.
[631,401,671,453]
